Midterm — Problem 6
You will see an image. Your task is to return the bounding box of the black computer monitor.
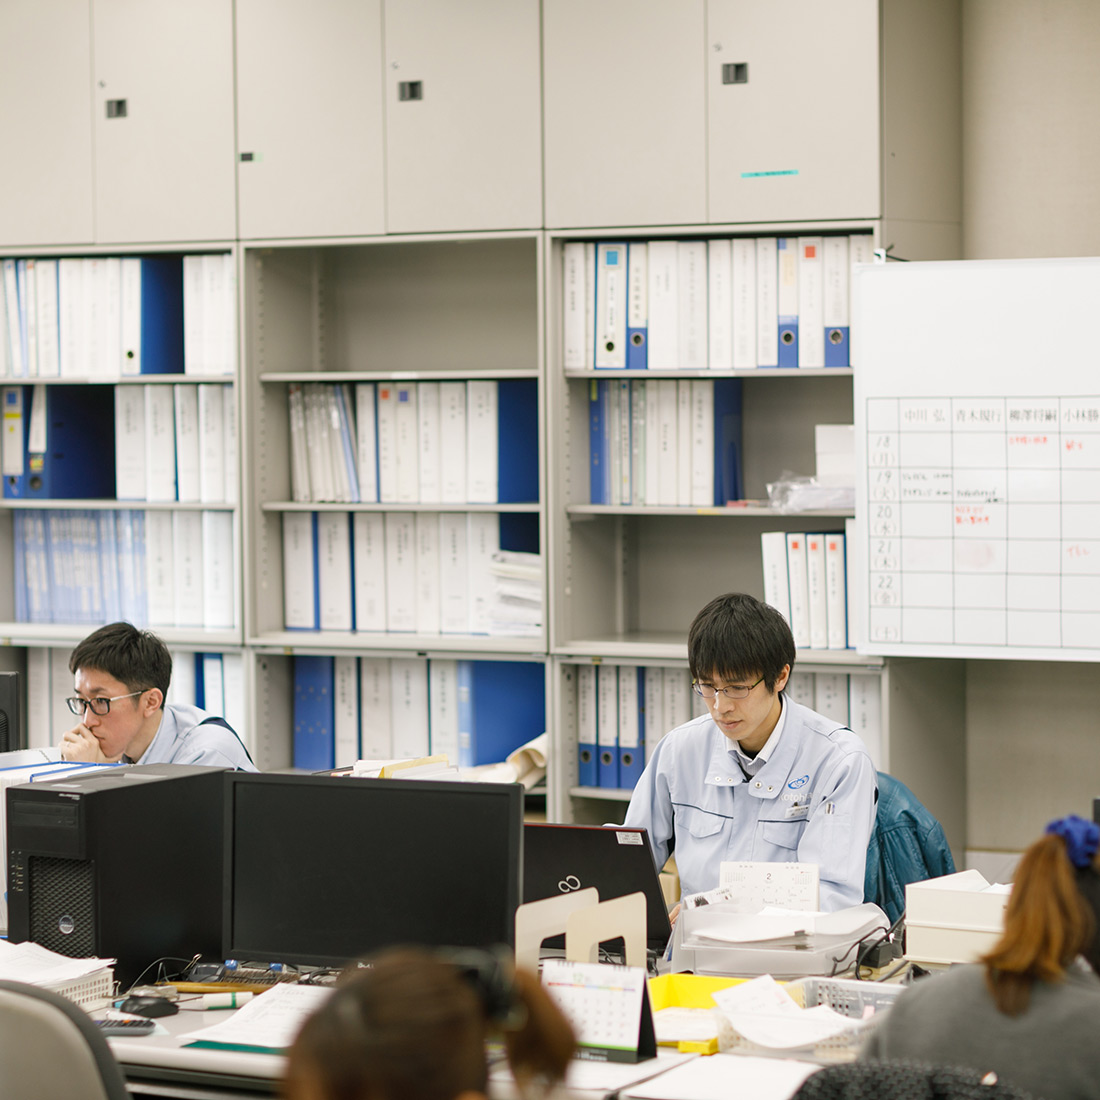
[223,772,523,968]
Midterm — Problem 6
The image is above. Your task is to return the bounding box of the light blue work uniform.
[623,696,876,911]
[123,703,256,771]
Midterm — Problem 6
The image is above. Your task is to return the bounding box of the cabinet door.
[543,0,707,229]
[383,0,542,233]
[93,0,236,243]
[236,0,385,240]
[0,0,94,246]
[707,0,880,223]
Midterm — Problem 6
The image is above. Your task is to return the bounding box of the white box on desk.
[905,869,1010,928]
[905,922,1003,966]
[905,869,1011,965]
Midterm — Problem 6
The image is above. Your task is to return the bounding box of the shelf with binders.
[545,228,869,667]
[250,647,550,777]
[0,245,238,382]
[548,657,701,823]
[0,502,242,649]
[546,652,967,846]
[0,244,243,648]
[242,232,546,653]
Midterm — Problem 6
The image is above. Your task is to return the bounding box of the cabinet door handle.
[105,98,128,118]
[721,63,749,84]
[398,80,423,101]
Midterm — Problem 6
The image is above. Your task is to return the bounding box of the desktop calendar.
[719,861,820,911]
[540,959,656,1063]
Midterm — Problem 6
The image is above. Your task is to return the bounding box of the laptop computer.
[522,823,672,953]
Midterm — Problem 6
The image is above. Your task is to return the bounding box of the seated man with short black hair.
[59,622,256,771]
[624,592,876,911]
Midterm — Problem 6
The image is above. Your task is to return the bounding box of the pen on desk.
[179,992,254,1010]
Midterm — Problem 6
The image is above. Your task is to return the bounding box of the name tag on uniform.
[785,803,810,821]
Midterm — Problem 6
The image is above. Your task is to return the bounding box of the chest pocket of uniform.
[675,805,725,840]
[759,819,804,852]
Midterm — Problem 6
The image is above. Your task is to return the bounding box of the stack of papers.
[711,976,870,1051]
[684,906,821,945]
[488,550,543,637]
[0,940,115,990]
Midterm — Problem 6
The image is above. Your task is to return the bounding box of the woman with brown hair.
[860,814,1100,1100]
[283,947,575,1100]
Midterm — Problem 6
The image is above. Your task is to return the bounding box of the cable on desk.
[123,953,203,996]
[853,911,906,978]
[828,923,890,977]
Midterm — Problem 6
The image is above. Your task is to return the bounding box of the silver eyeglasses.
[65,690,145,717]
[691,676,765,701]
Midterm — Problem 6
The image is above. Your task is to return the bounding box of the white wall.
[961,0,1100,859]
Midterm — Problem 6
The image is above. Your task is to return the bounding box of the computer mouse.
[119,995,179,1018]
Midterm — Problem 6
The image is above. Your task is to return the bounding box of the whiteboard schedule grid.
[854,257,1100,661]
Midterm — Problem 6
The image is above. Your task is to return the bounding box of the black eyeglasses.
[65,690,145,717]
[691,676,765,701]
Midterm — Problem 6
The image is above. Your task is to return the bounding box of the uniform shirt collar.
[729,692,787,771]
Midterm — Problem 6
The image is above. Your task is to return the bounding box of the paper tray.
[647,973,748,1054]
[716,977,904,1064]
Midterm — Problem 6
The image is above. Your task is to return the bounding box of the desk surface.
[107,1006,826,1100]
[108,1009,283,1099]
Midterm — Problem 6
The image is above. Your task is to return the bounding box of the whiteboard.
[852,257,1100,661]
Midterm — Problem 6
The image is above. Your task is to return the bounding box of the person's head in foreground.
[983,813,1100,1013]
[283,947,576,1100]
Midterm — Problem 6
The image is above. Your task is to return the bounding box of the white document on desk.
[491,1049,696,1095]
[180,982,332,1051]
[623,1052,818,1100]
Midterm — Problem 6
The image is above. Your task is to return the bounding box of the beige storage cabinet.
[235,0,386,241]
[0,0,94,246]
[383,0,542,233]
[92,0,236,244]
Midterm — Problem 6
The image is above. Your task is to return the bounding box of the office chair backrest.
[792,1061,1037,1100]
[0,979,130,1100]
[864,771,956,925]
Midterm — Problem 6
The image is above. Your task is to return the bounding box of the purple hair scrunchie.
[1045,814,1100,870]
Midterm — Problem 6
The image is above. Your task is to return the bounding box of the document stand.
[514,888,600,972]
[565,892,647,967]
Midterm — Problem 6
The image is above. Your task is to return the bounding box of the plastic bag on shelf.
[766,472,855,513]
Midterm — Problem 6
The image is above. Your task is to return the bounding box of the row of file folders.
[576,663,884,794]
[282,510,541,637]
[24,645,247,754]
[563,234,874,372]
[785,669,884,772]
[1,383,236,505]
[589,376,741,506]
[761,527,852,651]
[0,253,235,380]
[13,508,236,630]
[293,655,546,773]
[288,379,538,505]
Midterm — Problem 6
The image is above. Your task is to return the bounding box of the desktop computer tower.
[6,764,226,989]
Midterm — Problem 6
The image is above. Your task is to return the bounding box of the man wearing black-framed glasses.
[58,622,256,771]
[624,592,876,912]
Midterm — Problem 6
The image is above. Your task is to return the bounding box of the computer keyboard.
[174,965,302,994]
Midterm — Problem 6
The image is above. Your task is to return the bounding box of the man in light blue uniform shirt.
[58,622,256,771]
[624,593,876,911]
